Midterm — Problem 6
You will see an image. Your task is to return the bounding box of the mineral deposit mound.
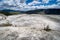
[0,14,60,40]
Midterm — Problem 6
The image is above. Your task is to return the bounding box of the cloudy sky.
[0,0,60,11]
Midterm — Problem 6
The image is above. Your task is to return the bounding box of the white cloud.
[28,1,41,6]
[0,0,60,11]
[42,0,50,3]
[57,0,60,1]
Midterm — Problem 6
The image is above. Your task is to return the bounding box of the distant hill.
[0,9,60,15]
[25,9,60,15]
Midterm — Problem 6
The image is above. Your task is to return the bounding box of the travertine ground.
[0,14,60,40]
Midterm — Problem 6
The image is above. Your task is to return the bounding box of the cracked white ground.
[0,14,60,40]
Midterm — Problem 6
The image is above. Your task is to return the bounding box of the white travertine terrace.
[0,14,60,40]
[0,27,60,40]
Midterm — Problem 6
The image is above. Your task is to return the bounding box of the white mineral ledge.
[0,14,60,40]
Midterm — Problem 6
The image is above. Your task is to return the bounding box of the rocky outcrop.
[0,14,12,26]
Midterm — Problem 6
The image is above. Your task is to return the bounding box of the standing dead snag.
[44,25,51,31]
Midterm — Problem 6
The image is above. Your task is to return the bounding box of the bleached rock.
[0,27,60,40]
[7,14,60,31]
[7,14,48,30]
[0,14,6,20]
[0,14,11,26]
[0,14,60,40]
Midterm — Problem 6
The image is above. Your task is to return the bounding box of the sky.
[0,0,60,11]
